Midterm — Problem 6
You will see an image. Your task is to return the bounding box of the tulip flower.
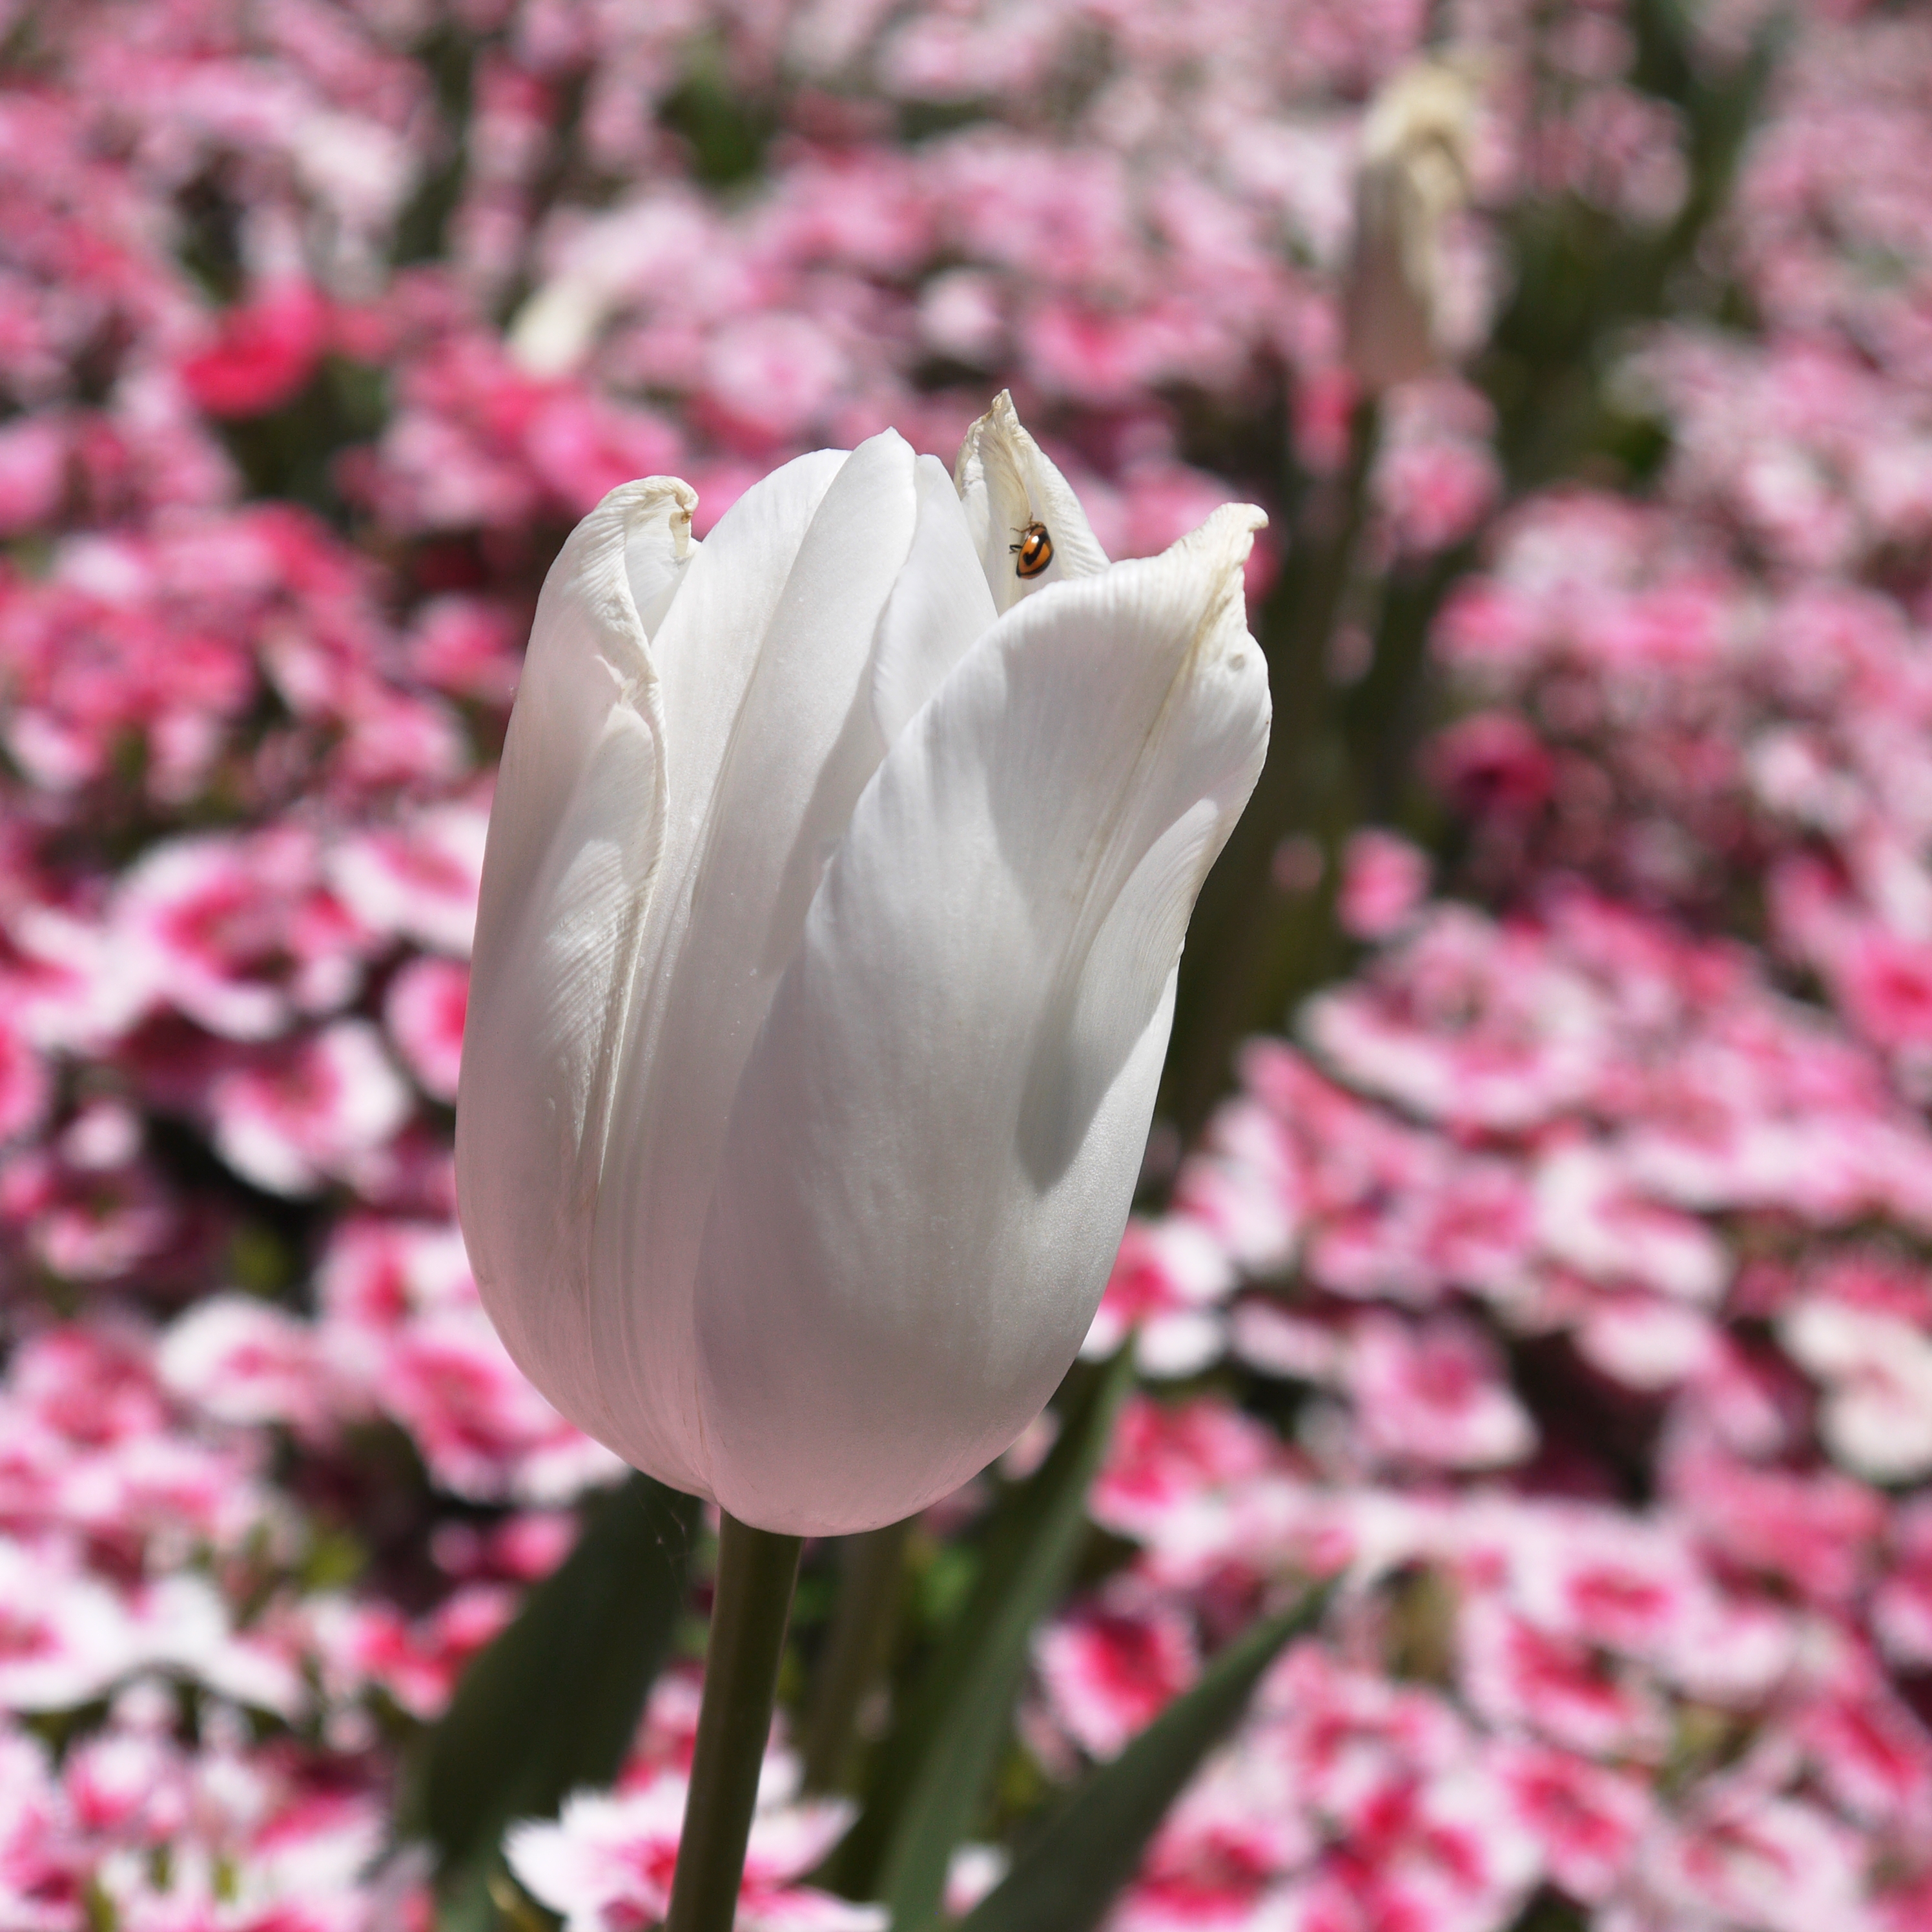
[457,393,1269,1539]
[1344,61,1477,392]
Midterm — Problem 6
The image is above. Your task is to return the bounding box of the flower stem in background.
[664,1515,805,1932]
[800,1517,913,1794]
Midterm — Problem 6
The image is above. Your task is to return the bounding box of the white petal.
[624,480,699,633]
[584,431,926,1487]
[870,454,998,746]
[694,504,1271,1533]
[457,480,681,1472]
[954,389,1109,613]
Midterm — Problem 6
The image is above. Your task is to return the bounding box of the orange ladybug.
[1009,519,1053,579]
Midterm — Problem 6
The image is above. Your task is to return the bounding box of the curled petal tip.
[1186,501,1269,556]
[1167,504,1268,654]
[954,390,1108,608]
[595,475,699,544]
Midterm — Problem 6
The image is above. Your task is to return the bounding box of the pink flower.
[316,1215,472,1336]
[1302,912,1607,1136]
[405,595,522,706]
[1490,1741,1650,1904]
[1780,1295,1932,1482]
[1169,1097,1308,1277]
[1799,1677,1932,1830]
[0,1101,178,1284]
[128,1574,306,1720]
[208,1021,413,1197]
[1875,1496,1932,1669]
[1667,1441,1884,1607]
[431,1510,577,1585]
[384,956,468,1102]
[6,1319,171,1448]
[1346,1315,1536,1471]
[1572,1290,1718,1393]
[1119,1769,1308,1932]
[1265,1644,1470,1829]
[1828,924,1932,1055]
[1335,830,1430,943]
[0,1727,82,1931]
[506,1773,885,1932]
[0,414,68,534]
[1084,1217,1236,1377]
[1627,1787,1869,1932]
[1426,712,1556,821]
[1457,1598,1667,1760]
[1532,1143,1731,1304]
[1025,298,1229,408]
[701,314,850,445]
[0,1011,50,1147]
[62,1727,189,1842]
[522,393,685,519]
[1373,383,1503,557]
[1502,1514,1706,1661]
[379,1306,620,1503]
[115,832,369,1042]
[311,1222,620,1501]
[307,1584,515,1722]
[158,1297,325,1435]
[178,283,331,419]
[1310,1767,1539,1932]
[1091,1396,1281,1547]
[326,804,488,960]
[0,1544,138,1713]
[1035,1585,1200,1760]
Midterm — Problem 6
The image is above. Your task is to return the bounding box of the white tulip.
[1343,61,1477,392]
[455,393,1269,1535]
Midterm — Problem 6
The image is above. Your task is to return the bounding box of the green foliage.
[661,42,774,189]
[830,1348,1137,1926]
[393,21,480,267]
[216,356,389,524]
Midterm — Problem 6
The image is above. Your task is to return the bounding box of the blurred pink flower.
[114,831,369,1042]
[176,283,330,419]
[327,803,488,960]
[208,1020,413,1196]
[1336,830,1430,942]
[507,1773,885,1932]
[1348,1315,1536,1470]
[384,955,468,1102]
[1084,1217,1237,1378]
[1036,1585,1200,1760]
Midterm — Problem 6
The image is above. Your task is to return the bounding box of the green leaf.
[836,1347,1137,1927]
[405,1472,699,1889]
[957,1581,1333,1932]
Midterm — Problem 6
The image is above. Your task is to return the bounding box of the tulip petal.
[457,480,683,1472]
[955,389,1109,613]
[695,504,1271,1533]
[870,454,998,746]
[586,431,930,1485]
[624,483,700,633]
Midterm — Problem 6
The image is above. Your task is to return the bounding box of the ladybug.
[1009,519,1053,579]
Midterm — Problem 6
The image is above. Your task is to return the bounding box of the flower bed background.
[4,1,1932,1928]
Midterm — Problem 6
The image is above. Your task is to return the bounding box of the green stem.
[664,1514,805,1932]
[799,1517,913,1794]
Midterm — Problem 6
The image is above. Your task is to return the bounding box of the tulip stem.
[800,1516,914,1793]
[666,1513,805,1932]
